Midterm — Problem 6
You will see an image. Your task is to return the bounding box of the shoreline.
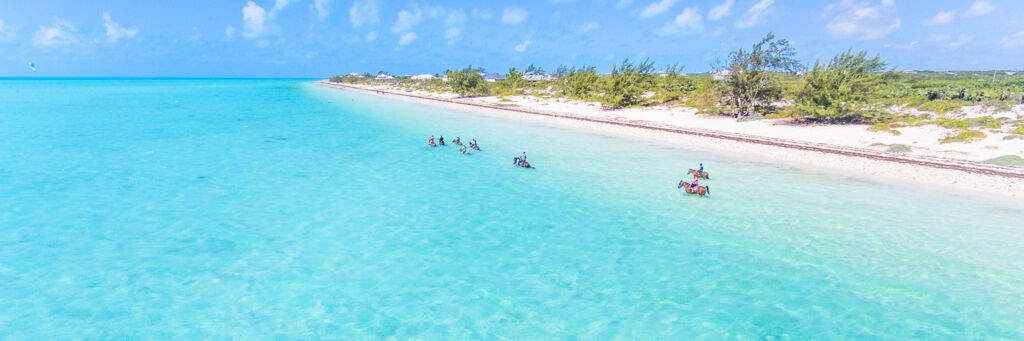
[317,81,1024,204]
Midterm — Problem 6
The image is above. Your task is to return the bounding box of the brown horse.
[429,142,437,147]
[514,157,532,168]
[678,180,710,196]
[688,169,709,179]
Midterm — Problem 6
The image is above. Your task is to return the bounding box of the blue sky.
[2,0,1023,77]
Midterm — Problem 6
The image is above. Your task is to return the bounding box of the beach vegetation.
[446,65,489,97]
[794,50,887,122]
[887,144,912,153]
[601,58,656,108]
[940,129,987,143]
[722,33,802,118]
[983,155,1024,166]
[560,66,601,99]
[867,123,901,135]
[502,67,525,93]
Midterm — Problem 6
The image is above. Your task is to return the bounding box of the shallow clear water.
[1,79,1022,339]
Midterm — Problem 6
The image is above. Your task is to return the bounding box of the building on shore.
[375,72,394,80]
[524,72,553,82]
[484,73,506,82]
[711,70,731,81]
[411,74,436,80]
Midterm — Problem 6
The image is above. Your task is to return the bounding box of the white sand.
[319,81,1024,206]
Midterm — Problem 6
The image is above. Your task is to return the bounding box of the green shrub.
[794,50,886,122]
[918,100,966,114]
[867,123,901,135]
[983,155,1024,166]
[601,58,655,108]
[446,65,488,96]
[939,130,987,143]
[887,144,912,153]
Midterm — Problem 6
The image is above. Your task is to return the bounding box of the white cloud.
[639,0,678,19]
[397,32,418,45]
[657,7,702,35]
[927,33,951,41]
[947,34,972,49]
[616,0,634,9]
[736,0,772,28]
[514,40,532,52]
[366,31,377,41]
[962,1,994,18]
[33,17,77,48]
[350,0,379,27]
[578,21,600,33]
[502,7,529,24]
[314,0,332,19]
[923,11,954,26]
[445,28,460,40]
[999,30,1024,49]
[822,0,900,40]
[270,0,293,16]
[391,5,422,33]
[102,12,138,43]
[225,25,236,39]
[446,10,467,27]
[242,1,267,38]
[0,19,16,42]
[708,0,734,21]
[471,8,493,20]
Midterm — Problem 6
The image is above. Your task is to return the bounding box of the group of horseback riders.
[427,135,708,194]
[427,135,532,168]
[678,162,710,196]
[429,135,480,155]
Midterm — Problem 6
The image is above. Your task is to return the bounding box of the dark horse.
[678,180,709,196]
[688,169,709,179]
[514,157,532,168]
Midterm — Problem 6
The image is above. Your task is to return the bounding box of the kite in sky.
[29,62,36,71]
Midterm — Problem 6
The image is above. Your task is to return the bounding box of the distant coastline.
[317,80,1024,203]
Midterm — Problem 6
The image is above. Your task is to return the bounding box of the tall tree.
[723,33,802,118]
[446,65,488,97]
[796,50,887,122]
[602,58,656,108]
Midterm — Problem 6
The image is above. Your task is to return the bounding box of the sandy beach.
[319,81,1024,203]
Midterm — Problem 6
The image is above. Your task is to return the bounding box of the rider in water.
[698,162,703,174]
[520,152,527,163]
[690,176,699,190]
[439,136,445,145]
[470,139,477,149]
[429,135,435,144]
[454,136,461,145]
[460,145,468,154]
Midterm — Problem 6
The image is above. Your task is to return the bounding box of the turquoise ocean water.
[1,79,1022,339]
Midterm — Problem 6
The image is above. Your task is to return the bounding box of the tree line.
[330,33,1024,125]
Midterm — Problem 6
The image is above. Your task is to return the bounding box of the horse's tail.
[705,186,710,195]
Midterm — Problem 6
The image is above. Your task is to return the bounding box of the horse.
[688,169,709,179]
[514,157,532,168]
[678,180,709,196]
[429,142,437,147]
